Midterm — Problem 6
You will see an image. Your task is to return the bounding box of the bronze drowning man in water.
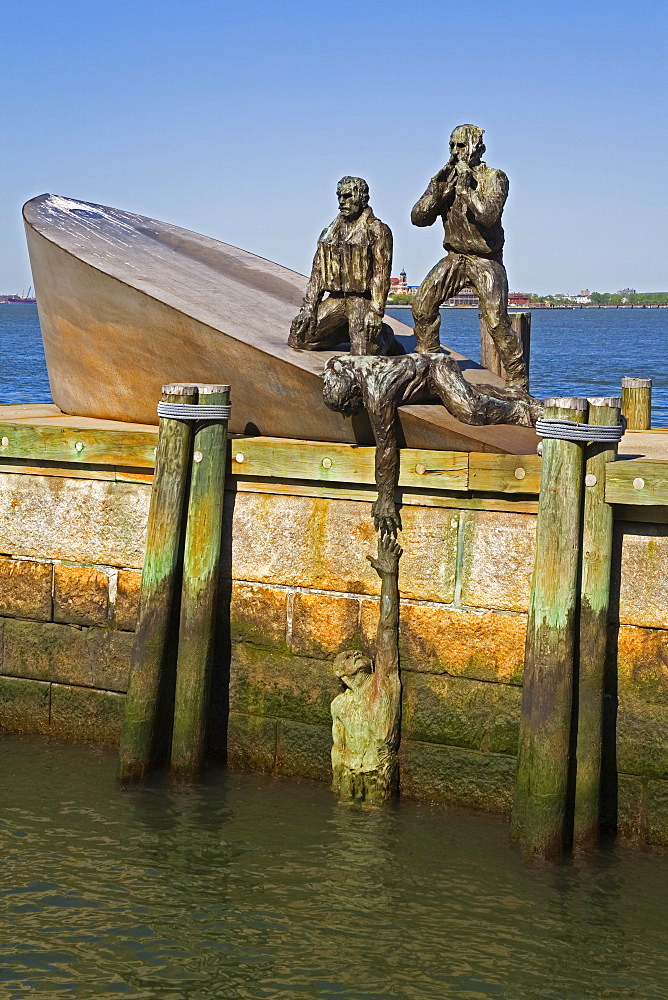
[410,124,528,390]
[323,352,543,536]
[289,176,404,356]
[331,534,402,804]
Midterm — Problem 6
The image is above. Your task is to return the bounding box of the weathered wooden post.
[512,396,588,858]
[118,384,199,781]
[574,396,621,850]
[621,377,652,430]
[170,384,231,779]
[479,312,531,380]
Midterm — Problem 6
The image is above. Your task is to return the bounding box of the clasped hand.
[371,493,400,539]
[367,534,402,577]
[291,305,316,343]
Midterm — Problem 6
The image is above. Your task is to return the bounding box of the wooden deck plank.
[2,406,668,514]
[468,453,541,494]
[0,422,158,468]
[618,430,668,461]
[0,460,152,484]
[605,459,668,505]
[229,437,469,490]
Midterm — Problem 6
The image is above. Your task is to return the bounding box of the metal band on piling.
[538,399,624,442]
[535,418,625,443]
[157,402,232,421]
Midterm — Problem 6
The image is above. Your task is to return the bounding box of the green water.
[2,735,667,999]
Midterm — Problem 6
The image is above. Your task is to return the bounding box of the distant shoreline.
[387,303,668,310]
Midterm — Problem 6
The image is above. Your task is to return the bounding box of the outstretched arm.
[367,535,401,679]
[369,399,400,537]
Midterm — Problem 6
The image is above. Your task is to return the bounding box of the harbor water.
[2,304,667,424]
[0,305,52,405]
[390,306,668,423]
[2,734,668,1000]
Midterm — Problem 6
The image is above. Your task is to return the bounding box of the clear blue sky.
[2,0,666,294]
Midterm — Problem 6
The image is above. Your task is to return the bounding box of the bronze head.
[336,176,369,221]
[322,357,363,416]
[333,649,373,689]
[449,125,485,166]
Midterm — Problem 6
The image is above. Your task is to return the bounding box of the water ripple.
[1,735,667,998]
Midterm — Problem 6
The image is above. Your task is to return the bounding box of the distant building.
[617,287,636,296]
[508,292,531,307]
[579,289,591,297]
[444,287,479,307]
[388,281,535,308]
[389,268,408,294]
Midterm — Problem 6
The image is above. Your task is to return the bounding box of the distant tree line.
[589,291,668,305]
[388,290,668,307]
[529,294,574,305]
[530,291,668,305]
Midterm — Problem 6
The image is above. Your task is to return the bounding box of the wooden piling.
[479,311,531,380]
[512,396,588,858]
[118,384,199,781]
[170,384,230,779]
[621,377,652,430]
[574,397,621,850]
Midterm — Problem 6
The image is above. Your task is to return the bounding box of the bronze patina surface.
[24,193,538,452]
[331,535,402,804]
[411,125,528,390]
[323,352,543,535]
[289,176,403,357]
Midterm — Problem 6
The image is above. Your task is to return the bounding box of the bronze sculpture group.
[289,124,543,806]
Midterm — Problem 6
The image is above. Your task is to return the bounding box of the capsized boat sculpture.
[24,194,538,453]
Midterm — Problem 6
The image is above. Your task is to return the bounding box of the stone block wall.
[0,471,145,745]
[0,471,667,843]
[0,552,140,744]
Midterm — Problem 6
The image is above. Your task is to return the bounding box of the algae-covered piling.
[574,397,621,850]
[118,384,198,781]
[171,385,230,779]
[512,397,588,858]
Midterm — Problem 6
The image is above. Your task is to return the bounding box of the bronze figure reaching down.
[289,176,404,356]
[411,124,528,390]
[331,534,402,804]
[323,352,543,536]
